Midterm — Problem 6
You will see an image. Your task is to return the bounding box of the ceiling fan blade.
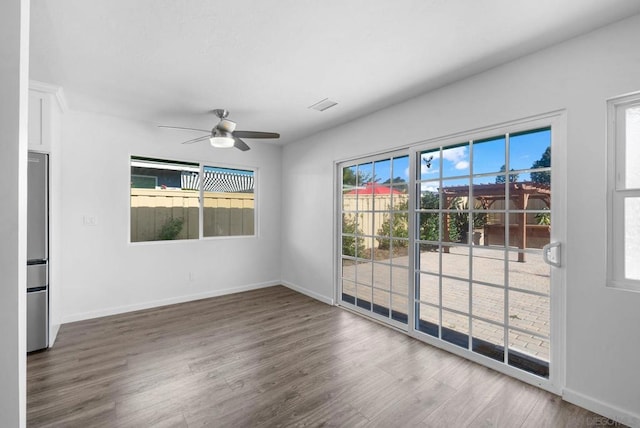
[234,130,280,139]
[158,125,211,133]
[181,135,210,145]
[233,137,251,151]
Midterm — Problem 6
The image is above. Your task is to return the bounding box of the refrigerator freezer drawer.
[27,289,48,352]
[27,263,47,289]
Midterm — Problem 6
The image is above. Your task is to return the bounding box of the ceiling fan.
[158,109,280,151]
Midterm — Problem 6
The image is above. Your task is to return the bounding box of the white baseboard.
[281,280,334,306]
[563,388,640,427]
[61,280,280,324]
[48,323,60,347]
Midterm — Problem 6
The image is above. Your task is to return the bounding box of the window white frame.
[607,91,640,291]
[129,155,258,244]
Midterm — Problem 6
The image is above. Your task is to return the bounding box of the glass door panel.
[339,153,410,327]
[414,126,555,381]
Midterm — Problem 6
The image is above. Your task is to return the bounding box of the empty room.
[2,1,640,426]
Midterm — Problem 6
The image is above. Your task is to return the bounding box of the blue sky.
[345,128,550,188]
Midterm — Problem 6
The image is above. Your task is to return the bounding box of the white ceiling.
[29,0,640,146]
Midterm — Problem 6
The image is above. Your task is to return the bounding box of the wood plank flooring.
[27,285,615,427]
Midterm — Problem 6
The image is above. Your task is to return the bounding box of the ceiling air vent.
[308,98,338,112]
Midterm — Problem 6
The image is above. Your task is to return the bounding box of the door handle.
[542,242,561,268]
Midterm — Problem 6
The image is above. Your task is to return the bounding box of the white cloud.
[421,183,439,192]
[420,163,439,176]
[455,160,469,170]
[442,146,467,163]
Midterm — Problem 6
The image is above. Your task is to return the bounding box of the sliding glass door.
[339,152,410,329]
[337,116,564,392]
[415,127,556,380]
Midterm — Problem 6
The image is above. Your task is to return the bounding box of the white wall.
[281,14,640,424]
[59,107,282,322]
[0,0,29,426]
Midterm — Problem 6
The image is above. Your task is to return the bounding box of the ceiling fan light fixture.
[210,131,235,148]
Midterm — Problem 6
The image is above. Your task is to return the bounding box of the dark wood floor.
[28,285,613,427]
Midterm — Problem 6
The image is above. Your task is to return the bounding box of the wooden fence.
[130,189,254,242]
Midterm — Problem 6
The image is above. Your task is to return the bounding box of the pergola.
[442,181,551,262]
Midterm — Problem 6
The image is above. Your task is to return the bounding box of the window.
[202,166,255,237]
[130,156,256,242]
[608,92,640,291]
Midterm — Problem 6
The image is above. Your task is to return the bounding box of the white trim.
[281,280,335,306]
[607,91,640,292]
[29,80,68,113]
[563,388,640,427]
[48,323,60,347]
[61,280,280,323]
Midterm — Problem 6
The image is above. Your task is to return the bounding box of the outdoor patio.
[342,245,550,362]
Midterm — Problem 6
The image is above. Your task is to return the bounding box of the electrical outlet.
[188,272,195,281]
[83,215,98,226]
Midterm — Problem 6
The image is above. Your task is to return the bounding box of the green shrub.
[158,217,185,240]
[342,215,365,257]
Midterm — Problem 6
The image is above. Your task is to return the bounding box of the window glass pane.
[391,266,409,296]
[626,106,640,189]
[442,178,470,204]
[472,319,504,362]
[357,163,373,187]
[441,245,469,280]
[420,149,440,180]
[416,243,439,273]
[509,128,551,173]
[342,165,358,192]
[391,293,409,324]
[506,211,551,252]
[391,156,410,185]
[373,290,391,317]
[508,289,549,339]
[356,285,372,310]
[442,143,470,178]
[418,212,439,242]
[625,197,640,280]
[442,310,469,348]
[508,173,551,211]
[472,284,504,323]
[442,277,469,313]
[202,166,255,237]
[372,263,391,291]
[130,157,199,242]
[508,251,550,295]
[418,272,439,305]
[472,248,505,286]
[444,211,470,244]
[473,136,505,175]
[419,185,440,210]
[374,159,391,185]
[417,303,439,337]
[473,175,505,210]
[342,280,356,303]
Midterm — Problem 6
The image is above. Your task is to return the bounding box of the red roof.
[345,183,403,195]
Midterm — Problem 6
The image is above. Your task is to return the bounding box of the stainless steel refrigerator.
[27,151,48,352]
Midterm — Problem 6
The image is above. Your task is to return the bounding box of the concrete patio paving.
[342,245,550,361]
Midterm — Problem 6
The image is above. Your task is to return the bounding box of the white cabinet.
[28,89,52,152]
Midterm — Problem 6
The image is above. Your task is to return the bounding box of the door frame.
[335,110,567,394]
